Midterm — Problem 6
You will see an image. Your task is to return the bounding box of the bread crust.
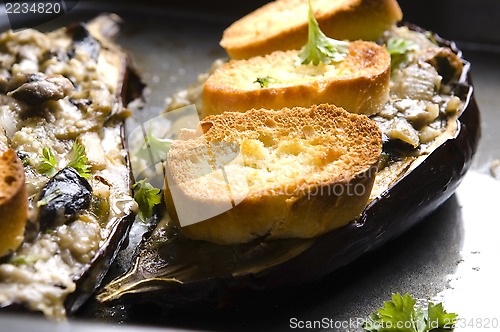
[220,0,402,59]
[202,41,390,118]
[0,146,28,257]
[165,104,382,244]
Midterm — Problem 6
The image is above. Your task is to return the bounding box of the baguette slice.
[220,0,402,59]
[202,40,390,118]
[165,104,382,244]
[0,141,27,257]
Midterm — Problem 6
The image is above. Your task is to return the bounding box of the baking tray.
[1,1,500,331]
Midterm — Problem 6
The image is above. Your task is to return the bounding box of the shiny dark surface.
[0,2,499,331]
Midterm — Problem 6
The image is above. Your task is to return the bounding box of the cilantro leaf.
[38,140,91,178]
[147,134,172,162]
[363,293,458,332]
[364,313,383,332]
[254,76,276,88]
[137,127,173,166]
[377,293,419,332]
[427,302,458,330]
[133,179,161,222]
[38,147,58,177]
[67,141,91,179]
[298,0,349,65]
[386,37,418,70]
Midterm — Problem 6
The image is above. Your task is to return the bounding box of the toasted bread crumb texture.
[202,105,381,192]
[165,104,382,243]
[203,41,390,117]
[221,0,402,59]
[0,147,28,257]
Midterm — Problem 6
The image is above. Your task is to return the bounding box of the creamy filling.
[0,25,135,319]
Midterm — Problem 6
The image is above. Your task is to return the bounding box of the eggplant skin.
[106,88,479,310]
[98,27,480,310]
[253,33,481,292]
[253,79,480,290]
[238,50,480,301]
[64,81,141,315]
[65,216,136,314]
[0,16,144,318]
[37,167,93,231]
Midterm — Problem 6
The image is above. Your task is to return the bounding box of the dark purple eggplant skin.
[99,28,480,310]
[64,73,142,315]
[65,213,136,315]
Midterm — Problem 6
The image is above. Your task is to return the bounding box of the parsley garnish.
[364,293,458,332]
[38,147,58,177]
[146,134,172,162]
[386,37,418,70]
[67,141,91,179]
[298,0,349,65]
[133,179,162,222]
[137,127,173,165]
[254,76,276,88]
[38,140,90,178]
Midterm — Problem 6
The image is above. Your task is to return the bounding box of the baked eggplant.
[0,15,143,318]
[97,24,480,310]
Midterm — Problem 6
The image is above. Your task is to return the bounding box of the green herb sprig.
[364,293,458,332]
[298,0,349,65]
[254,76,276,88]
[386,37,418,70]
[137,128,173,165]
[38,147,58,177]
[9,255,40,266]
[37,140,90,179]
[133,179,162,222]
[67,141,91,179]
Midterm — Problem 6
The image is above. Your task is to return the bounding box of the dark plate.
[1,2,500,331]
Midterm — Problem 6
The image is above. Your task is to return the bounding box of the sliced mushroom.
[7,74,74,105]
[421,47,464,84]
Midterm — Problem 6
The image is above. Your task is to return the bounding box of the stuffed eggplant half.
[0,16,142,319]
[97,23,480,310]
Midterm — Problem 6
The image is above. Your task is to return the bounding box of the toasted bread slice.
[202,40,390,118]
[0,141,28,257]
[220,0,402,59]
[165,104,382,244]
